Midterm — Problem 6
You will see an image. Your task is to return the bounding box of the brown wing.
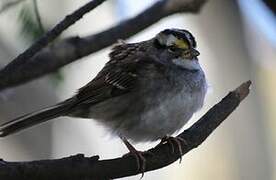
[74,43,149,105]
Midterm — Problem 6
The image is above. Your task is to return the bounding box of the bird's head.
[153,28,201,70]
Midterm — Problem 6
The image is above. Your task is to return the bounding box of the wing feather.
[74,43,149,106]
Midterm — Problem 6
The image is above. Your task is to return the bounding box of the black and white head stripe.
[161,29,197,48]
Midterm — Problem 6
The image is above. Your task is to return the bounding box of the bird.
[0,28,207,172]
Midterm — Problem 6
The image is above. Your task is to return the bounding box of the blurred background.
[0,0,275,179]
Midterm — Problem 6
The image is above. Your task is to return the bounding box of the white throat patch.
[172,58,201,70]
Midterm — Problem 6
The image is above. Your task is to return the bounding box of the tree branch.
[0,0,106,87]
[0,0,207,91]
[0,81,251,180]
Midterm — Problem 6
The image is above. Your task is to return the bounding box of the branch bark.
[0,81,251,180]
[0,0,207,91]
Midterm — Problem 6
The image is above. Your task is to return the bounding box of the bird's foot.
[121,137,152,178]
[159,136,187,163]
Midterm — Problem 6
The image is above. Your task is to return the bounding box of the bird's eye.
[168,46,177,53]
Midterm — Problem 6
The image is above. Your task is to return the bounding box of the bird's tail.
[0,99,75,137]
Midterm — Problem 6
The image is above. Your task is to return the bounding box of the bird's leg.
[160,136,187,163]
[120,137,146,176]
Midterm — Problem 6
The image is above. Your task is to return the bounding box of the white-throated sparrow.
[0,28,207,170]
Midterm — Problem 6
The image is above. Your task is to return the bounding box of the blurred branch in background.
[32,0,44,33]
[0,0,68,163]
[0,0,107,91]
[262,0,276,14]
[0,81,251,180]
[0,0,207,91]
[19,2,45,42]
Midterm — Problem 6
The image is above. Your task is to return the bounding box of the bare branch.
[0,0,107,90]
[0,0,207,91]
[0,81,251,180]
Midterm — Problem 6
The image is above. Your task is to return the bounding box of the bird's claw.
[160,136,187,163]
[123,150,146,177]
[121,137,153,178]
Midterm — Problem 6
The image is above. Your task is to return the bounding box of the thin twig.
[32,0,44,33]
[0,81,251,180]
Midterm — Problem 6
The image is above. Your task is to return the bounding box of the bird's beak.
[191,48,200,57]
[181,48,200,59]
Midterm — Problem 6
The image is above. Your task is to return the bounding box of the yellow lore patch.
[175,39,189,49]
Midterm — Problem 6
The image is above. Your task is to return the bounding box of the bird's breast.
[138,83,205,138]
[87,69,207,142]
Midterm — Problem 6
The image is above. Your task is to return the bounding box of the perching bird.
[0,28,207,171]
